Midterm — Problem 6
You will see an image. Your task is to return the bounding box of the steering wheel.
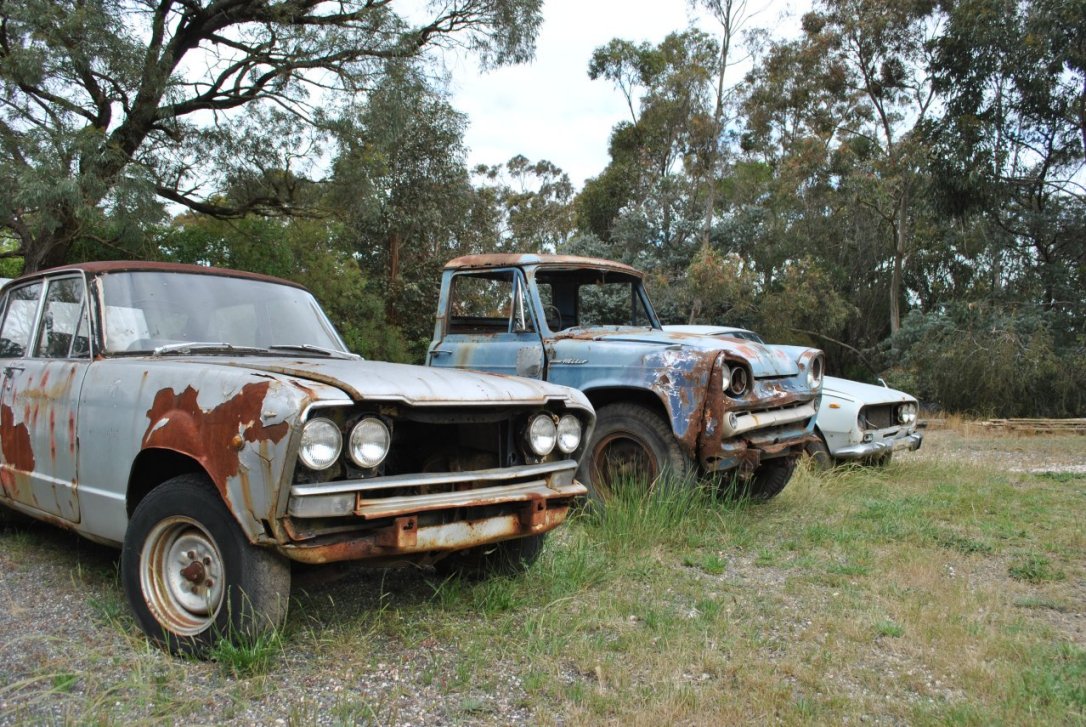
[542,304,563,331]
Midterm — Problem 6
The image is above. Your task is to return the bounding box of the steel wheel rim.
[591,431,660,493]
[140,516,225,636]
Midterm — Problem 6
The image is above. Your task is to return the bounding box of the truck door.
[428,268,545,379]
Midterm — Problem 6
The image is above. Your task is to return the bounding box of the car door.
[0,275,91,521]
[428,268,546,379]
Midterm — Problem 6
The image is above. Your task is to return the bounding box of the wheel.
[805,437,833,470]
[435,533,547,579]
[577,402,694,505]
[732,457,797,501]
[121,474,291,656]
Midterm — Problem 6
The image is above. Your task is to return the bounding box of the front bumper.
[834,431,923,460]
[279,460,586,564]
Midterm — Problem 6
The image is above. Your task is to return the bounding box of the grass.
[1,435,1084,724]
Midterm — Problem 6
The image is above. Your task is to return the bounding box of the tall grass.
[1,450,1084,724]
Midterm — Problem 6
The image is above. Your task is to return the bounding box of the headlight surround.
[527,413,557,456]
[806,355,824,390]
[348,417,391,468]
[556,414,582,454]
[299,417,342,470]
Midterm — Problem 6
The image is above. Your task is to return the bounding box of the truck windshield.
[99,271,348,355]
[536,271,655,329]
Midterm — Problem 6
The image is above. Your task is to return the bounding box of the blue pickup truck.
[428,254,825,502]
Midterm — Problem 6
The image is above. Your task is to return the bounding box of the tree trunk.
[889,187,908,334]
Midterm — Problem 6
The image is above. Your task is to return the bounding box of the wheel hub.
[141,517,225,635]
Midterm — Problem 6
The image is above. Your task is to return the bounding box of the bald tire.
[578,402,694,507]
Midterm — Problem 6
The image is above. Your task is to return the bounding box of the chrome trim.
[835,432,923,460]
[719,402,817,438]
[287,460,583,518]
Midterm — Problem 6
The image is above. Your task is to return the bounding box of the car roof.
[444,254,642,277]
[3,261,306,290]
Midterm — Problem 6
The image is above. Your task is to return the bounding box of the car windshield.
[535,270,656,329]
[100,271,348,355]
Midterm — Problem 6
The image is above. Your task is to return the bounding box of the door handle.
[430,349,452,356]
[3,365,24,377]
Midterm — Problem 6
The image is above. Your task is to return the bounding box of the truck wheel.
[735,457,797,501]
[805,437,833,470]
[121,474,290,656]
[435,533,546,578]
[578,402,693,504]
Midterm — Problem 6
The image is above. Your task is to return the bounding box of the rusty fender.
[645,348,718,459]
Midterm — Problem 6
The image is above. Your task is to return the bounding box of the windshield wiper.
[152,342,269,356]
[268,343,360,360]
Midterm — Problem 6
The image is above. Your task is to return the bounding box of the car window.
[35,277,91,359]
[578,281,651,327]
[448,272,533,334]
[0,282,42,358]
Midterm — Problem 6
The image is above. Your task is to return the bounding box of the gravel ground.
[912,426,1086,473]
[1,427,1084,724]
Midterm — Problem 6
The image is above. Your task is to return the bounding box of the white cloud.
[443,0,806,188]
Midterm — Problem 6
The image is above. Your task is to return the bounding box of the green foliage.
[890,304,1086,416]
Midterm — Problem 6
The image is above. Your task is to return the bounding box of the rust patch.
[0,403,35,500]
[142,382,289,495]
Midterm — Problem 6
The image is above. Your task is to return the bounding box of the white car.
[664,326,922,466]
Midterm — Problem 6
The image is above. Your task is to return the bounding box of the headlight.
[728,365,750,397]
[897,403,917,425]
[527,414,557,456]
[556,414,582,454]
[806,355,824,390]
[348,417,391,468]
[299,417,342,470]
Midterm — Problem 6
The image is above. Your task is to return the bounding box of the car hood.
[822,376,916,406]
[206,356,591,408]
[554,327,800,377]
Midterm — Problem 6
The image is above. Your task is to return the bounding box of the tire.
[733,457,797,501]
[435,533,547,579]
[121,474,291,656]
[805,436,834,470]
[577,402,694,505]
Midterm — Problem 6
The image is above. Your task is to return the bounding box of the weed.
[209,628,283,677]
[682,553,727,575]
[933,531,993,555]
[875,620,904,638]
[1008,554,1066,583]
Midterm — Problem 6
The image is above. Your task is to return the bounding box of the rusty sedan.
[0,262,592,654]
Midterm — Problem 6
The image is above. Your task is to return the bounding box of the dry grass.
[1,435,1084,725]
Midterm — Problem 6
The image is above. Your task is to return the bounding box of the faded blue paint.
[430,257,824,472]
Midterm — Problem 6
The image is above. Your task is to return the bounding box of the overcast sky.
[440,0,807,189]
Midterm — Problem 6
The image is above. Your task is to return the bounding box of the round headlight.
[349,417,391,468]
[728,366,749,397]
[806,356,824,390]
[556,414,582,454]
[527,414,557,456]
[299,417,342,470]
